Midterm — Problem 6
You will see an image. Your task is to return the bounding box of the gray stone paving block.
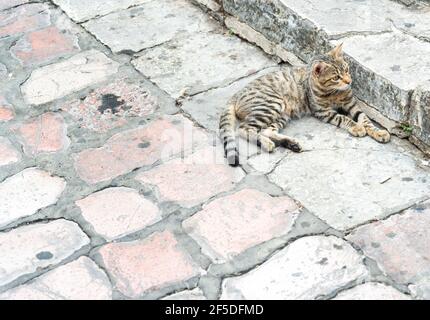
[83,0,217,53]
[52,0,153,23]
[132,31,276,98]
[268,117,430,231]
[221,235,368,299]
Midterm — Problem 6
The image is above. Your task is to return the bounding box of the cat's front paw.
[348,125,367,137]
[369,129,391,143]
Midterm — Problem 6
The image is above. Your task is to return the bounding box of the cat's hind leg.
[238,123,276,153]
[261,125,303,153]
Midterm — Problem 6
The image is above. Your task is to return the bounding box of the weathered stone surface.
[53,0,152,23]
[347,201,430,299]
[84,0,216,53]
[268,117,430,231]
[410,81,430,147]
[0,0,28,11]
[0,257,112,300]
[14,112,70,156]
[0,106,14,121]
[0,63,7,77]
[183,189,298,263]
[225,16,304,65]
[98,231,200,298]
[136,146,245,208]
[194,0,221,12]
[0,96,14,122]
[61,78,158,133]
[221,236,368,299]
[21,50,120,105]
[0,219,90,287]
[281,0,430,38]
[0,3,50,38]
[11,26,79,66]
[333,282,411,300]
[0,137,21,167]
[163,288,206,300]
[76,187,161,241]
[74,115,209,184]
[0,168,66,228]
[247,149,288,174]
[132,31,276,98]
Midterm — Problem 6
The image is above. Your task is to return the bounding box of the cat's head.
[310,44,352,92]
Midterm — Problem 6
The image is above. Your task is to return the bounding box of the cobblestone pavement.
[0,0,429,300]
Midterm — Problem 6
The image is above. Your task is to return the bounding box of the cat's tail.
[219,102,240,166]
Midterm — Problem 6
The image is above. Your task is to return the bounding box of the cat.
[219,43,391,167]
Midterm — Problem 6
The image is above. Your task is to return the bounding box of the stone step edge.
[191,0,430,157]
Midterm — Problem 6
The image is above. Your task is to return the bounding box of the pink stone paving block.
[74,116,210,184]
[136,146,245,208]
[11,26,79,66]
[76,187,161,241]
[0,96,14,122]
[0,3,51,38]
[61,79,158,132]
[99,230,200,298]
[347,201,430,298]
[14,112,70,156]
[0,137,21,166]
[0,106,14,121]
[183,189,299,263]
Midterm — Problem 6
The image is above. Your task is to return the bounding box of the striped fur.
[219,44,390,166]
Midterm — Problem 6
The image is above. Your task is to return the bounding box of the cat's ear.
[328,43,343,59]
[313,62,326,77]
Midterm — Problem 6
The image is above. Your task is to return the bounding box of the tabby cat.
[219,44,390,166]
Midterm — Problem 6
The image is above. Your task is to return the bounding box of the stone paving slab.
[183,189,299,263]
[73,115,210,184]
[347,200,430,299]
[162,288,207,300]
[52,0,153,23]
[0,257,112,300]
[0,168,66,229]
[13,112,70,156]
[0,136,21,167]
[0,3,51,39]
[268,117,430,231]
[0,219,90,289]
[0,0,28,11]
[221,235,368,299]
[132,31,276,98]
[97,230,201,298]
[83,0,217,53]
[76,187,161,241]
[333,282,411,300]
[21,50,120,106]
[136,146,245,208]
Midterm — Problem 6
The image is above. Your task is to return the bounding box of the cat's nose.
[343,75,352,84]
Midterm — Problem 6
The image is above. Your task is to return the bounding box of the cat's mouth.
[336,83,351,91]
